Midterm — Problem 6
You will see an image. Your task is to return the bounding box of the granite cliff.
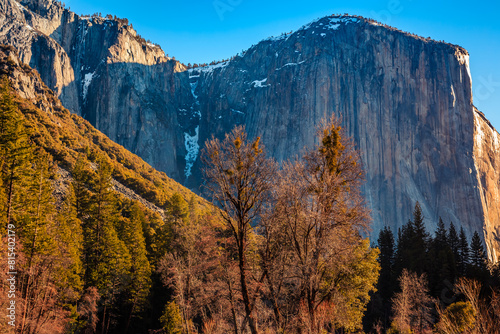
[0,0,498,260]
[0,43,209,217]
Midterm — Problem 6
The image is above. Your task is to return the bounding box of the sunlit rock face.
[1,0,499,260]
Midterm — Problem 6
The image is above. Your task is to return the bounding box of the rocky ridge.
[0,0,498,260]
[0,44,208,219]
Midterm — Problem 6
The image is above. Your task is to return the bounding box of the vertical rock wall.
[1,1,499,260]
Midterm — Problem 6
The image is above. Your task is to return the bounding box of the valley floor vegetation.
[0,73,499,334]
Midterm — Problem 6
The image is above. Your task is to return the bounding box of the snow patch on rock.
[325,17,359,30]
[82,72,95,101]
[190,80,198,100]
[276,61,306,71]
[251,78,270,88]
[184,126,199,178]
[193,61,229,75]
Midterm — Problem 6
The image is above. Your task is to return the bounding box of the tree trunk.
[6,167,14,228]
[101,304,107,334]
[225,269,239,334]
[124,300,135,334]
[33,276,50,333]
[265,272,283,329]
[238,240,258,334]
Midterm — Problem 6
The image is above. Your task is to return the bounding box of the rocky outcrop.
[0,0,190,180]
[0,44,207,218]
[1,0,499,260]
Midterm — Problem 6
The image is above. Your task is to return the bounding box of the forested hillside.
[0,44,216,333]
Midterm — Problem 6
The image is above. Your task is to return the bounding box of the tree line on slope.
[0,75,216,333]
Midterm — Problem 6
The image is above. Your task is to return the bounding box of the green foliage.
[54,185,84,300]
[366,203,494,333]
[448,222,460,262]
[20,150,58,260]
[436,301,476,333]
[0,75,32,230]
[373,227,396,325]
[1,72,207,212]
[332,239,380,331]
[395,203,430,276]
[458,227,469,276]
[168,192,189,223]
[319,124,346,174]
[117,202,152,314]
[0,77,85,332]
[160,301,183,334]
[469,231,488,280]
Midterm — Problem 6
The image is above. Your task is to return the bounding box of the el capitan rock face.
[0,0,499,260]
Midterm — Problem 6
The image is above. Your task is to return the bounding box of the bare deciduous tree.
[391,269,434,334]
[202,127,277,334]
[452,278,500,334]
[158,213,238,334]
[261,119,378,333]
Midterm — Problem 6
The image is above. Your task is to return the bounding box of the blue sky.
[65,0,499,130]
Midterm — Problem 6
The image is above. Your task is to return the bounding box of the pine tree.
[96,217,131,333]
[72,156,92,220]
[395,203,429,276]
[169,192,189,223]
[78,157,133,332]
[435,217,448,245]
[411,202,429,274]
[21,150,58,268]
[188,194,199,224]
[83,157,122,284]
[17,150,83,333]
[117,202,152,333]
[448,222,460,261]
[0,76,32,231]
[377,227,396,326]
[469,231,488,280]
[394,221,414,276]
[167,192,190,251]
[160,301,183,334]
[54,184,84,301]
[458,227,470,277]
[428,217,454,298]
[18,150,58,333]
